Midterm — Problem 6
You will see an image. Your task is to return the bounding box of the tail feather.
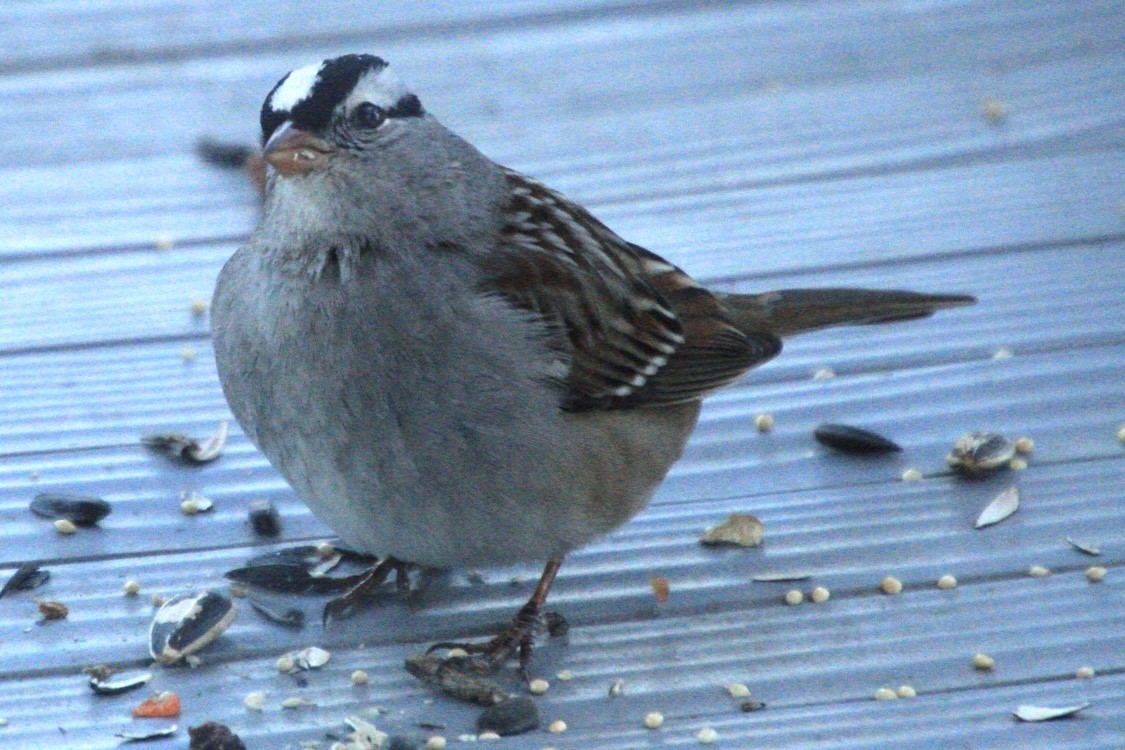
[715,288,976,338]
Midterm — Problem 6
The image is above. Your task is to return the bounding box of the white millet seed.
[276,654,295,673]
[315,541,336,558]
[53,519,77,535]
[350,670,368,685]
[809,586,830,603]
[1014,437,1034,455]
[528,678,550,695]
[1028,565,1050,578]
[1075,666,1095,679]
[812,367,836,381]
[784,589,804,606]
[1085,566,1107,582]
[643,711,664,729]
[1009,457,1027,470]
[972,653,995,671]
[477,731,500,741]
[154,235,175,251]
[445,647,469,659]
[992,347,1014,360]
[281,696,305,709]
[901,468,923,482]
[555,669,573,681]
[873,687,898,701]
[424,737,447,750]
[896,685,917,698]
[726,683,751,698]
[123,579,141,596]
[754,413,774,432]
[547,719,567,733]
[180,346,197,363]
[243,691,266,711]
[697,727,719,744]
[937,575,958,590]
[881,576,903,595]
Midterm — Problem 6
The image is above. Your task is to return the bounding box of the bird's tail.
[715,288,976,338]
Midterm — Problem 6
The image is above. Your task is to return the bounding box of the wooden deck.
[2,1,1123,748]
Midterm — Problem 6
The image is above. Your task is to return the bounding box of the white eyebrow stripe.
[269,62,325,111]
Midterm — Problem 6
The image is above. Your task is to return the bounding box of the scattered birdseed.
[281,696,306,709]
[31,493,112,526]
[478,731,500,741]
[149,591,236,664]
[784,589,804,605]
[133,691,181,718]
[812,367,836,381]
[700,513,764,547]
[937,575,958,590]
[406,653,508,706]
[880,576,903,595]
[53,518,77,535]
[189,298,209,317]
[901,468,923,482]
[424,737,447,750]
[38,600,69,620]
[873,688,898,701]
[608,679,625,697]
[1028,565,1050,578]
[975,486,1020,528]
[896,685,917,698]
[248,500,282,537]
[813,423,901,455]
[1075,666,1095,679]
[315,541,336,558]
[180,492,214,515]
[88,669,153,696]
[972,653,995,670]
[1013,703,1090,722]
[181,346,197,363]
[643,711,664,729]
[276,654,295,672]
[740,700,766,712]
[1066,536,1101,556]
[0,562,50,598]
[991,347,1014,360]
[981,98,1007,124]
[351,670,368,685]
[555,669,573,681]
[809,586,830,603]
[754,413,774,432]
[445,648,469,659]
[547,720,567,733]
[345,716,388,749]
[719,683,748,699]
[1085,566,1107,582]
[1014,437,1034,455]
[1008,457,1027,470]
[154,235,175,251]
[528,678,550,695]
[1117,425,1125,444]
[949,432,1017,476]
[243,691,266,711]
[697,727,719,744]
[650,575,670,604]
[124,580,141,596]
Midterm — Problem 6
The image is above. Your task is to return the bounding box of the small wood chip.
[38,600,68,620]
[880,576,903,595]
[643,711,664,729]
[972,653,995,670]
[937,575,958,590]
[975,486,1020,528]
[650,576,670,604]
[700,513,764,547]
[754,413,774,432]
[1066,536,1101,556]
[1013,703,1090,722]
[1085,566,1106,582]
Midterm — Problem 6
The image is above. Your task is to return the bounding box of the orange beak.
[263,121,334,176]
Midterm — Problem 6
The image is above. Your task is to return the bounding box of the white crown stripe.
[268,62,325,112]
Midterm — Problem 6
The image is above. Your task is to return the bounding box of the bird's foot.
[322,556,414,625]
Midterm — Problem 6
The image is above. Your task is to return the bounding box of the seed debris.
[650,575,670,604]
[1028,565,1050,578]
[812,367,836,381]
[784,589,803,605]
[1066,536,1101,556]
[351,670,368,685]
[547,719,567,733]
[643,711,664,729]
[424,738,447,750]
[1013,703,1090,722]
[1014,437,1034,455]
[880,576,903,595]
[53,519,78,535]
[123,579,141,596]
[697,727,719,744]
[896,685,917,698]
[726,683,751,698]
[142,421,229,464]
[528,678,549,695]
[1085,566,1106,582]
[38,600,68,620]
[809,586,830,603]
[754,413,774,432]
[814,423,901,455]
[1,562,50,597]
[873,688,898,701]
[555,669,573,681]
[1075,666,1095,679]
[180,492,214,515]
[901,468,923,482]
[975,486,1020,528]
[608,679,625,697]
[243,691,266,711]
[972,653,995,670]
[700,513,764,547]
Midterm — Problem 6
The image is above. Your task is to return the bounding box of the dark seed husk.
[142,421,228,464]
[188,721,247,750]
[249,599,305,629]
[1,562,50,598]
[740,699,767,712]
[405,654,507,706]
[224,564,360,594]
[247,500,281,537]
[478,696,541,735]
[29,493,111,526]
[814,424,902,455]
[116,724,177,742]
[149,591,235,664]
[89,670,153,695]
[946,431,1016,475]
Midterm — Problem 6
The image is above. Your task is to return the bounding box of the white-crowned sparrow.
[211,54,973,675]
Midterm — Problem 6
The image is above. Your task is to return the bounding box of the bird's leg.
[322,556,414,625]
[428,558,564,678]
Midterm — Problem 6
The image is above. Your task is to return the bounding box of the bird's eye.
[352,102,386,129]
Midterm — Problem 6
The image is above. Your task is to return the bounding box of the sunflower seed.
[947,432,1016,476]
[29,493,111,526]
[813,424,901,455]
[975,486,1020,528]
[115,725,177,742]
[149,591,236,664]
[1,562,50,598]
[88,670,153,695]
[1013,703,1090,722]
[142,421,228,464]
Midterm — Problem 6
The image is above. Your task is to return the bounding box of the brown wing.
[479,168,781,410]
